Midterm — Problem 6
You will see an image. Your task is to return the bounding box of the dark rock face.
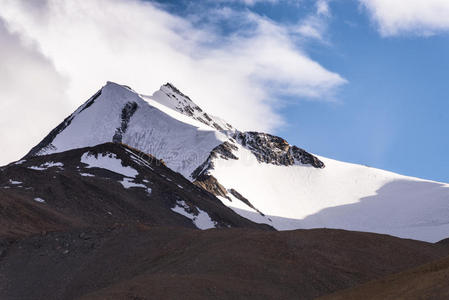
[235,132,325,168]
[112,101,138,143]
[162,83,232,131]
[191,142,239,202]
[228,188,266,216]
[164,83,193,102]
[193,175,228,199]
[191,141,238,180]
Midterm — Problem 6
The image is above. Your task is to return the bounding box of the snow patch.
[120,177,152,194]
[120,177,146,189]
[80,173,95,177]
[28,161,63,171]
[14,160,26,165]
[9,179,22,185]
[34,197,45,203]
[81,152,138,178]
[171,200,216,230]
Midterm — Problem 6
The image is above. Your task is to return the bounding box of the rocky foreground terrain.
[0,142,449,299]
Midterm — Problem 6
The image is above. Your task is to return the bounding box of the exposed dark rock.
[162,83,233,131]
[291,146,325,168]
[193,175,228,199]
[112,101,138,143]
[228,189,265,216]
[235,131,325,168]
[164,83,193,102]
[191,142,238,180]
[1,143,269,238]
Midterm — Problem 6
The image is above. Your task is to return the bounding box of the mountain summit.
[25,81,449,242]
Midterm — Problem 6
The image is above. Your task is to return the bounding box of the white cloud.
[212,0,279,5]
[316,0,331,16]
[0,0,345,165]
[295,0,331,41]
[296,15,327,41]
[0,20,70,165]
[360,0,449,36]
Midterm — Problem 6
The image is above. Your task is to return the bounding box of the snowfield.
[28,81,449,242]
[81,152,138,177]
[211,144,449,241]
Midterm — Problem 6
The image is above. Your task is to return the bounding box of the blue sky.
[0,0,448,182]
[157,0,449,182]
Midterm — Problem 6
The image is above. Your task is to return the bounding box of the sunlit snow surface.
[81,152,138,177]
[211,144,449,242]
[31,81,449,242]
[171,200,216,230]
[41,82,226,179]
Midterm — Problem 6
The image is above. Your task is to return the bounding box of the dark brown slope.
[319,251,449,300]
[1,227,448,300]
[0,143,269,238]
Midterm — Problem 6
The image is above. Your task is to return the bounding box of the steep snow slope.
[26,81,449,242]
[210,144,449,242]
[28,82,227,178]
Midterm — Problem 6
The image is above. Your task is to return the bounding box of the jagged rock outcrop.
[153,83,234,131]
[235,131,325,168]
[112,101,138,143]
[191,141,239,179]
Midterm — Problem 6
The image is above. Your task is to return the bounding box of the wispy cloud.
[0,0,345,164]
[316,0,331,16]
[295,0,332,42]
[211,0,279,5]
[360,0,449,36]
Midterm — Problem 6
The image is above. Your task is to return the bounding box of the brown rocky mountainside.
[320,252,449,300]
[1,227,448,300]
[1,142,448,299]
[0,142,268,237]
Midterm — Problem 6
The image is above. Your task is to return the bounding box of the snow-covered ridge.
[27,82,228,179]
[147,83,234,132]
[25,81,449,242]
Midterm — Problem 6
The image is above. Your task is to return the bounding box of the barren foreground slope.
[1,226,448,300]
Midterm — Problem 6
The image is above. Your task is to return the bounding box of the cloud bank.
[0,0,345,165]
[0,19,69,165]
[360,0,449,36]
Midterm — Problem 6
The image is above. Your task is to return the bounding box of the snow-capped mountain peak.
[24,81,449,242]
[146,83,234,132]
